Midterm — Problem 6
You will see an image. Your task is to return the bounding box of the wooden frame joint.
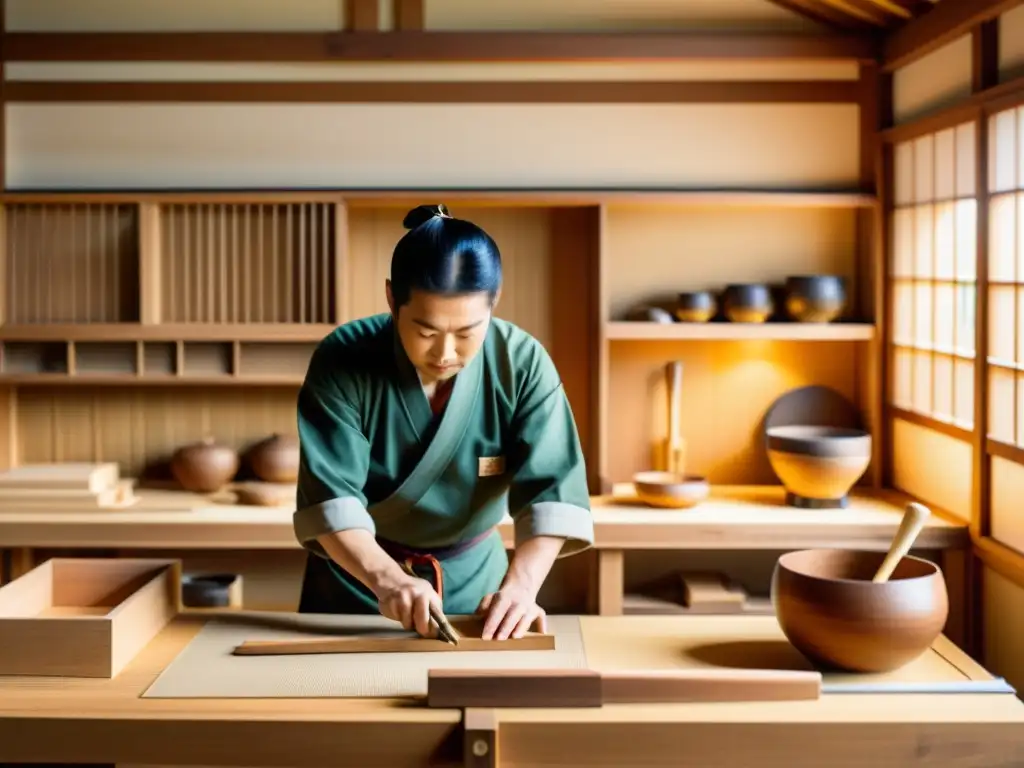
[463,708,499,768]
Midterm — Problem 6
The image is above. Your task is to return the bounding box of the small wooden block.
[680,571,747,612]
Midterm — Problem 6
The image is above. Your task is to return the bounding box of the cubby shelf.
[606,321,876,341]
[0,324,335,343]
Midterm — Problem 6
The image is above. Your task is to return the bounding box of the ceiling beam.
[1,31,879,63]
[763,0,877,31]
[883,0,1024,71]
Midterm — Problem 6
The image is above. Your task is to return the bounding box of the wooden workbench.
[0,613,1020,768]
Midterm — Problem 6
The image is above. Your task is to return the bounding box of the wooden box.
[0,557,181,678]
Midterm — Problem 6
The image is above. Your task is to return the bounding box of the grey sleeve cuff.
[513,501,594,558]
[293,496,376,559]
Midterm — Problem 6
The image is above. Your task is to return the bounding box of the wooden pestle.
[666,361,686,475]
[872,501,931,583]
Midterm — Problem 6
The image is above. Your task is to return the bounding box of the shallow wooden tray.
[0,557,181,677]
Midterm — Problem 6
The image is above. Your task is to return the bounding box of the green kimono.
[293,312,594,616]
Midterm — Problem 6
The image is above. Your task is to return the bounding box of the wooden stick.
[426,668,823,708]
[872,501,931,582]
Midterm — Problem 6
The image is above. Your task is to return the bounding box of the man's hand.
[374,572,442,638]
[477,585,547,641]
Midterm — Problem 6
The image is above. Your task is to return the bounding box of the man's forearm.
[501,535,564,597]
[317,528,407,597]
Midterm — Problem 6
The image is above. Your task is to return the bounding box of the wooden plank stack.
[0,463,137,510]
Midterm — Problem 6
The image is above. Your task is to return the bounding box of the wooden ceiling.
[768,0,941,32]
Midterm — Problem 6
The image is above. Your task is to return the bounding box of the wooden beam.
[393,0,425,31]
[1,31,880,63]
[344,0,379,31]
[3,80,863,104]
[883,0,1024,71]
[762,0,876,30]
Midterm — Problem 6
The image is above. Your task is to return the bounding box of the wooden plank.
[393,0,425,31]
[883,0,1024,71]
[1,31,880,63]
[345,0,379,31]
[4,79,864,104]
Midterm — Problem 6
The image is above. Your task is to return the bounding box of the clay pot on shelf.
[721,283,774,323]
[771,548,948,673]
[674,291,717,323]
[784,275,848,323]
[632,471,710,509]
[247,433,300,483]
[234,481,295,507]
[765,425,871,509]
[170,437,240,494]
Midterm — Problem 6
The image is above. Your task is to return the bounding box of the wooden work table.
[0,613,1020,768]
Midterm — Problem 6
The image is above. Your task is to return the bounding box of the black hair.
[389,203,503,308]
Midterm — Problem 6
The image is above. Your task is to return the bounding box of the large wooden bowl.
[766,425,871,505]
[771,548,948,673]
[632,471,710,509]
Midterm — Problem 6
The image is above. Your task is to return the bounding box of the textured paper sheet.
[143,612,587,699]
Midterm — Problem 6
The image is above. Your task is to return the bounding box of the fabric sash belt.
[376,527,496,601]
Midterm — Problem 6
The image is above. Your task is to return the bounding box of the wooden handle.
[872,501,931,583]
[666,361,684,473]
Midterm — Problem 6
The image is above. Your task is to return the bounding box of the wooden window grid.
[891,122,978,430]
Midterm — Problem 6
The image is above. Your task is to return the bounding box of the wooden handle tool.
[666,361,685,474]
[427,667,822,708]
[399,561,461,646]
[872,501,931,583]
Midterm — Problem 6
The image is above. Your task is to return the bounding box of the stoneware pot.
[181,573,239,608]
[632,471,710,509]
[170,437,240,493]
[674,291,717,323]
[765,425,871,506]
[248,433,300,483]
[771,548,948,673]
[722,283,774,323]
[784,275,848,323]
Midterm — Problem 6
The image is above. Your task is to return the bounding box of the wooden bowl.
[632,471,710,509]
[771,548,948,673]
[674,291,717,323]
[766,425,871,505]
[784,275,848,323]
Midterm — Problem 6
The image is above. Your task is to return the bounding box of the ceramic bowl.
[632,471,710,509]
[771,548,948,672]
[784,275,848,323]
[722,283,774,323]
[766,425,871,503]
[674,291,717,323]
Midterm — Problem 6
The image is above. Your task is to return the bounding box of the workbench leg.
[464,708,499,768]
[594,549,624,615]
[941,547,969,652]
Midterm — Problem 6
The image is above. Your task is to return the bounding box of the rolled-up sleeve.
[293,361,374,559]
[506,347,594,557]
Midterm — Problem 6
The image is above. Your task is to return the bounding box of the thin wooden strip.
[393,0,424,31]
[271,204,279,323]
[298,204,306,324]
[322,202,329,323]
[286,205,293,323]
[257,205,264,323]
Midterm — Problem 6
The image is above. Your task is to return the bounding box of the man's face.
[388,284,495,385]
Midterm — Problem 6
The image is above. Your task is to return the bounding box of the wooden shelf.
[606,321,876,341]
[0,324,334,342]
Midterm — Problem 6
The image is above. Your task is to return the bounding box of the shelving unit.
[0,187,879,491]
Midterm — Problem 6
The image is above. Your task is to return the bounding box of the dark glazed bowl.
[771,549,948,673]
[674,291,717,323]
[784,275,848,323]
[722,283,774,323]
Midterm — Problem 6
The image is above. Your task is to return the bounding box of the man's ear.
[385,280,395,315]
[491,287,502,310]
